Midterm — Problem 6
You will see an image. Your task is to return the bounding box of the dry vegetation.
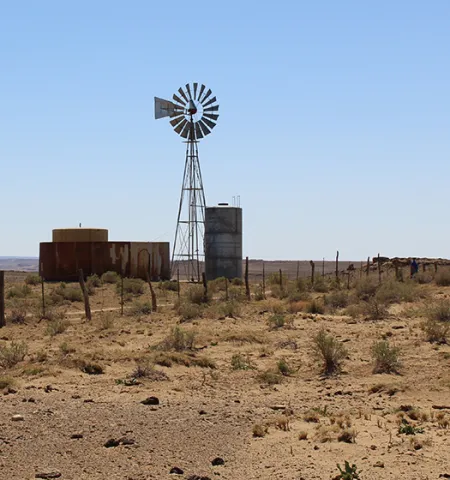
[0,267,449,479]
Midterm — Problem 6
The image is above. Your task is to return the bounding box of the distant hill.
[0,257,38,272]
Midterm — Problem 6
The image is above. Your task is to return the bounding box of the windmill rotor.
[154,82,219,141]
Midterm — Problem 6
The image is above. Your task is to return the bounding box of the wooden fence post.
[120,273,124,316]
[177,268,180,300]
[377,253,382,284]
[279,269,283,288]
[146,271,157,312]
[245,256,250,301]
[225,277,229,301]
[202,272,208,303]
[41,275,46,319]
[296,261,300,281]
[78,269,92,321]
[262,262,266,299]
[322,258,325,277]
[310,260,315,286]
[366,256,370,277]
[335,251,339,282]
[0,271,5,328]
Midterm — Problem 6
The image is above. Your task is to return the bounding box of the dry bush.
[79,361,104,375]
[25,274,41,286]
[8,307,27,324]
[305,299,325,314]
[337,429,357,443]
[325,290,349,309]
[268,314,293,330]
[375,280,418,304]
[159,326,196,351]
[298,431,308,440]
[159,280,179,292]
[426,299,450,322]
[98,313,115,330]
[312,329,347,375]
[262,299,285,314]
[276,357,294,376]
[54,283,83,303]
[231,353,255,370]
[101,271,119,284]
[345,303,363,319]
[59,342,76,356]
[355,278,378,300]
[226,285,246,302]
[0,341,28,368]
[270,284,289,300]
[153,351,215,368]
[131,301,153,316]
[132,357,169,381]
[288,300,309,313]
[361,298,389,320]
[252,423,268,437]
[117,278,145,296]
[312,277,329,293]
[253,284,265,301]
[421,319,449,344]
[185,284,207,304]
[208,277,228,293]
[176,302,202,321]
[268,272,288,286]
[217,300,241,318]
[46,318,70,336]
[435,269,450,286]
[257,369,283,385]
[7,285,32,299]
[303,410,320,422]
[371,340,401,374]
[0,376,15,389]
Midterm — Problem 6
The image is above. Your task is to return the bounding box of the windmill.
[154,83,219,282]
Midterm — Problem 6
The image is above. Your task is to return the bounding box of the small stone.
[374,461,385,468]
[141,396,159,405]
[71,433,83,439]
[169,467,184,475]
[35,472,62,479]
[11,414,24,422]
[198,410,207,415]
[370,445,377,450]
[104,438,120,448]
[119,437,135,445]
[28,397,36,403]
[72,394,81,399]
[211,457,225,466]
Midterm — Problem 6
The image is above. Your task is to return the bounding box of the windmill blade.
[193,82,198,100]
[201,88,212,103]
[173,93,186,106]
[154,97,180,119]
[174,118,188,135]
[178,87,189,103]
[180,121,192,138]
[198,119,211,136]
[203,105,219,112]
[203,113,219,121]
[170,115,185,128]
[202,117,216,130]
[195,122,204,140]
[185,83,193,100]
[202,96,217,108]
[198,84,206,102]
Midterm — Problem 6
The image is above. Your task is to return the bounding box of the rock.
[141,396,159,405]
[269,405,286,410]
[211,457,225,466]
[187,476,211,480]
[44,385,57,393]
[104,438,120,448]
[374,461,384,468]
[169,467,184,475]
[198,410,207,415]
[11,414,24,422]
[35,472,62,479]
[71,433,83,439]
[118,437,135,445]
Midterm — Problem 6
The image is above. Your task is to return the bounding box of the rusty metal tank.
[205,204,243,280]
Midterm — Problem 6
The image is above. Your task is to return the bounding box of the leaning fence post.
[377,253,382,284]
[335,251,339,283]
[0,271,5,328]
[310,260,315,286]
[78,269,92,321]
[146,270,157,312]
[322,258,325,277]
[245,256,250,301]
[225,277,229,301]
[41,275,46,319]
[279,268,283,287]
[366,256,370,277]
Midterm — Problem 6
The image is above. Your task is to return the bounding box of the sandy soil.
[1,273,449,480]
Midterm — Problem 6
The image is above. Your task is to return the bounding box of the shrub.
[0,376,15,389]
[305,299,325,314]
[59,342,76,355]
[421,319,449,344]
[435,269,450,286]
[131,301,152,316]
[252,423,267,437]
[185,285,208,304]
[336,461,361,480]
[98,313,115,330]
[325,290,349,309]
[276,358,294,376]
[361,298,389,320]
[177,302,202,321]
[46,318,70,336]
[79,361,104,375]
[268,272,287,286]
[231,277,243,286]
[371,340,401,374]
[218,300,240,318]
[268,314,286,329]
[375,280,417,304]
[132,357,168,381]
[227,285,246,302]
[54,284,83,302]
[117,278,145,296]
[426,299,450,323]
[312,277,329,293]
[0,341,28,368]
[25,274,41,286]
[7,285,31,299]
[355,278,378,300]
[253,285,265,301]
[312,329,347,375]
[160,326,196,351]
[270,284,288,300]
[231,353,255,370]
[257,370,283,385]
[86,274,101,293]
[159,280,178,292]
[8,308,27,324]
[101,271,119,284]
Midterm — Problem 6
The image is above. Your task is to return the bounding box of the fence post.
[322,258,325,277]
[0,271,5,328]
[78,269,92,321]
[146,270,157,312]
[279,268,283,287]
[202,272,208,303]
[120,273,124,316]
[245,256,250,301]
[366,256,370,277]
[310,260,315,286]
[262,262,266,299]
[41,275,46,319]
[335,251,339,282]
[296,261,299,281]
[177,268,180,300]
[225,277,229,301]
[377,253,382,284]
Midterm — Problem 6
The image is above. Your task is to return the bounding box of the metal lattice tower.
[154,83,219,282]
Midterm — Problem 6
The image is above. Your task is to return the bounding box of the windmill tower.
[154,83,219,282]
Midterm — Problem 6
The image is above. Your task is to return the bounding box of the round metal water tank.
[52,228,109,243]
[205,206,242,280]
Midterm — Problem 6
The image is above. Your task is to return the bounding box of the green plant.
[375,280,417,304]
[0,341,28,368]
[312,329,347,375]
[59,342,76,355]
[398,418,424,435]
[86,274,101,293]
[46,318,70,336]
[336,461,361,480]
[0,376,15,389]
[7,285,32,299]
[312,276,329,293]
[132,357,169,380]
[252,423,267,437]
[54,284,83,302]
[268,314,286,329]
[435,269,450,286]
[231,277,243,286]
[185,285,208,304]
[160,326,196,351]
[231,353,255,370]
[218,300,241,318]
[371,340,401,373]
[177,302,202,321]
[24,274,41,286]
[276,357,294,376]
[131,301,153,315]
[268,272,287,286]
[421,319,449,344]
[256,370,283,385]
[361,298,389,320]
[101,271,119,284]
[159,280,179,292]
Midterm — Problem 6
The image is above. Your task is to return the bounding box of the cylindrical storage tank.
[52,228,109,243]
[205,205,242,280]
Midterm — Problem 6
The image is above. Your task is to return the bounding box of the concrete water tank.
[205,205,242,280]
[52,228,109,243]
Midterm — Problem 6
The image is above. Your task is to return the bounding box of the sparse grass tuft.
[312,329,347,375]
[231,353,255,370]
[303,410,320,423]
[131,357,169,381]
[98,313,115,330]
[7,285,32,299]
[24,274,41,286]
[268,314,292,330]
[325,290,349,309]
[0,341,28,368]
[371,340,401,374]
[257,369,283,385]
[355,278,378,300]
[185,285,209,305]
[101,271,119,284]
[46,318,70,337]
[435,269,450,286]
[117,278,145,296]
[252,423,268,437]
[130,301,152,316]
[337,429,357,443]
[425,299,450,323]
[276,357,294,376]
[298,431,308,440]
[375,280,418,304]
[217,300,241,318]
[160,326,196,351]
[8,308,27,324]
[59,342,76,356]
[305,299,325,314]
[421,319,449,344]
[0,376,15,389]
[177,302,202,321]
[159,280,179,292]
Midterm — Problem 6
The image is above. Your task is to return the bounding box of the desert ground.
[1,266,450,480]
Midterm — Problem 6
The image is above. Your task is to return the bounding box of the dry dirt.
[1,272,450,480]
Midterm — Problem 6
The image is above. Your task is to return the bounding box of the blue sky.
[1,1,449,260]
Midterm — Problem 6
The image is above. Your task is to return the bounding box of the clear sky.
[1,1,449,261]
